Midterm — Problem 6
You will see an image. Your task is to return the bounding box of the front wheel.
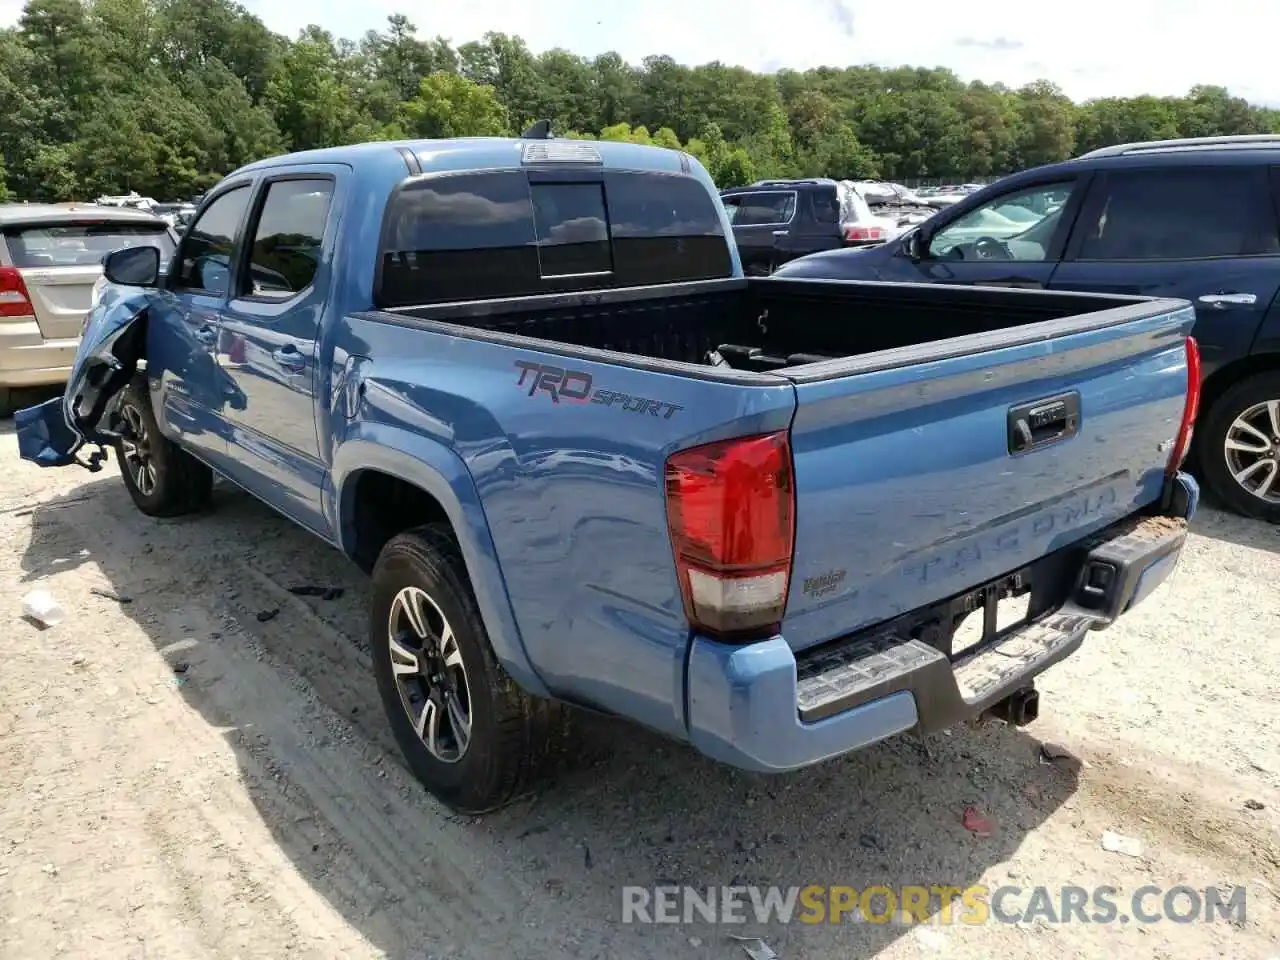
[370,524,565,813]
[114,378,213,517]
[1198,371,1280,522]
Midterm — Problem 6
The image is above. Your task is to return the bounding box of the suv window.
[929,182,1074,262]
[378,170,731,306]
[174,186,251,295]
[722,192,796,226]
[811,190,841,224]
[242,179,334,299]
[1075,168,1278,261]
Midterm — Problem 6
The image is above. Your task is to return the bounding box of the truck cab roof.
[233,136,700,181]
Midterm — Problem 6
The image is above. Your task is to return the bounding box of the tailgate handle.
[1008,392,1080,455]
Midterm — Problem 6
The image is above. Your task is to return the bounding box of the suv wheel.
[1198,371,1280,522]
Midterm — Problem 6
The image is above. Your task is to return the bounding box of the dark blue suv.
[776,135,1280,523]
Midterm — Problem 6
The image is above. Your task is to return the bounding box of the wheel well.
[347,470,452,573]
[1200,353,1280,420]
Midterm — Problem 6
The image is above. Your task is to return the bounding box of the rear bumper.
[683,473,1198,773]
[0,319,77,387]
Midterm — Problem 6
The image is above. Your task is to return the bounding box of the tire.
[1197,370,1280,523]
[370,524,565,813]
[114,377,213,517]
[0,387,12,419]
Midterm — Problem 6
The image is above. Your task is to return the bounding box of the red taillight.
[1166,336,1201,476]
[844,225,885,243]
[0,267,34,319]
[665,431,795,639]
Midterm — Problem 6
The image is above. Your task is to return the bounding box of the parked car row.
[775,134,1280,523]
[719,178,906,275]
[915,183,986,207]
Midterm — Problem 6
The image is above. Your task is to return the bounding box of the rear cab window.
[377,170,732,306]
[2,220,174,268]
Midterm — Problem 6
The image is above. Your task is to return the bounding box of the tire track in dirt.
[21,478,581,958]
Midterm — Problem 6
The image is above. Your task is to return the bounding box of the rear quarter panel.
[332,314,796,737]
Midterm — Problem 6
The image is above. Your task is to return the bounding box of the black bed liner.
[360,276,1191,384]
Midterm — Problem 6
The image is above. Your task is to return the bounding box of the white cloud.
[2,0,1277,103]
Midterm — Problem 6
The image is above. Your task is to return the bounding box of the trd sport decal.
[513,360,684,419]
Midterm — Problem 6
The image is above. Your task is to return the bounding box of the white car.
[837,181,903,242]
[0,204,176,415]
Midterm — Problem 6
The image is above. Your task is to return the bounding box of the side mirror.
[904,229,927,262]
[102,245,161,287]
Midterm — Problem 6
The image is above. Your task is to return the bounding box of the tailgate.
[780,298,1195,652]
[20,265,101,339]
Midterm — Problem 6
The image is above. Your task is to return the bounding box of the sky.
[2,0,1276,105]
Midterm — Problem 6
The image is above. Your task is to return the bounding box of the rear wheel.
[1198,371,1280,522]
[370,524,565,813]
[114,378,213,517]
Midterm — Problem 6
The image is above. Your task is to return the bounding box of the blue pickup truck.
[17,134,1200,813]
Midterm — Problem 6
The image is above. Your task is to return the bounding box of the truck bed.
[384,277,1158,376]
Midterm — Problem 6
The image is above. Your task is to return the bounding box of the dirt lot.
[0,422,1276,960]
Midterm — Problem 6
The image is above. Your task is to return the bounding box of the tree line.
[2,0,1277,202]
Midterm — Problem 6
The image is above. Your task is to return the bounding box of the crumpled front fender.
[14,285,157,470]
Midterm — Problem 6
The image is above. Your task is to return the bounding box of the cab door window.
[173,186,251,296]
[240,178,335,299]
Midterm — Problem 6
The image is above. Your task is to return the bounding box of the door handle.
[193,326,217,346]
[772,229,790,237]
[1198,292,1257,307]
[272,345,306,373]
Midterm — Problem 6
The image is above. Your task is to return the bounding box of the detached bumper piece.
[794,512,1188,733]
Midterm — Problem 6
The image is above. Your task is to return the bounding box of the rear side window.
[242,178,334,299]
[1076,168,1279,261]
[377,169,731,306]
[811,190,841,224]
[3,221,174,268]
[721,192,796,226]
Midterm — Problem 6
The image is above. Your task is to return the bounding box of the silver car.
[0,204,176,415]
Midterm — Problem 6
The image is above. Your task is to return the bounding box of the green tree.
[266,28,367,150]
[399,72,508,138]
[1014,81,1077,168]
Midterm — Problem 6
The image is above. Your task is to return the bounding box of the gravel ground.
[0,421,1276,960]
